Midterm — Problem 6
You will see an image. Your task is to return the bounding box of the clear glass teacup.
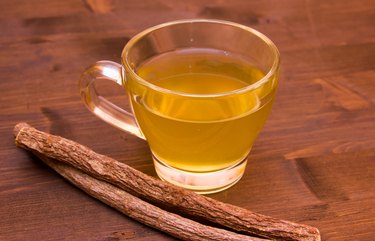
[79,19,280,194]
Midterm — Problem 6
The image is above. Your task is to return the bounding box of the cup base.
[153,155,247,194]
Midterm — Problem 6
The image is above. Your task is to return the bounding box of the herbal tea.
[129,48,276,172]
[80,20,280,192]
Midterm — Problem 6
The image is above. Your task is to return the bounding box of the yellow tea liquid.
[129,48,276,172]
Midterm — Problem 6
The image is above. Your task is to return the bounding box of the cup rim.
[122,19,280,97]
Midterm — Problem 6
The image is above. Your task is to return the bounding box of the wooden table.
[1,0,374,240]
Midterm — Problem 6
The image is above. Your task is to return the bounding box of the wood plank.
[1,0,374,240]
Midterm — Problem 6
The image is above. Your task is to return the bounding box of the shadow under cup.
[82,19,280,194]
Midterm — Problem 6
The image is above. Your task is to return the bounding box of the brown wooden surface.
[1,0,374,240]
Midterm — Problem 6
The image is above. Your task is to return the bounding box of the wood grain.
[1,0,374,240]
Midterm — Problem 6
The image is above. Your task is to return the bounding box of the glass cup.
[79,19,280,194]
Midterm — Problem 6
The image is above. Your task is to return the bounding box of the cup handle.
[79,60,145,140]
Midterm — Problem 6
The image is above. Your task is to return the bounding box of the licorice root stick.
[14,123,320,241]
